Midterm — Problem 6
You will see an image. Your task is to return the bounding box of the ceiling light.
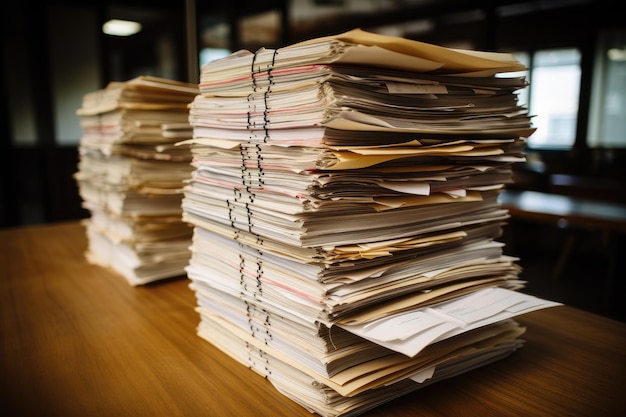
[607,47,626,61]
[102,19,142,36]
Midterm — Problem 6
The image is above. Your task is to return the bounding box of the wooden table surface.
[499,189,626,233]
[1,221,625,417]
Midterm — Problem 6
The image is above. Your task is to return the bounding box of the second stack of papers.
[76,76,199,285]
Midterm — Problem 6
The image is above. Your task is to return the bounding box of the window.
[587,28,626,148]
[200,48,231,67]
[525,48,582,150]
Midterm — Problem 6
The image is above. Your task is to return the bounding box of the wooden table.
[498,189,626,234]
[1,221,625,417]
[498,189,626,312]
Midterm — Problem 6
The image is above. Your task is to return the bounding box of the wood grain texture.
[1,221,625,417]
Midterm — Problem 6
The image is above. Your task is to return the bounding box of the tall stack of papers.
[181,29,560,416]
[75,76,199,285]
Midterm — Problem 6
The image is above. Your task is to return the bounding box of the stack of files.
[75,75,199,285]
[181,29,561,416]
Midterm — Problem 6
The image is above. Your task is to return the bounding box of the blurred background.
[2,0,625,321]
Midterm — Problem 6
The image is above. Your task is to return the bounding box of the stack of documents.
[181,29,560,416]
[75,76,199,285]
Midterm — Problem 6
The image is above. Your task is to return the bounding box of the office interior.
[2,0,625,322]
